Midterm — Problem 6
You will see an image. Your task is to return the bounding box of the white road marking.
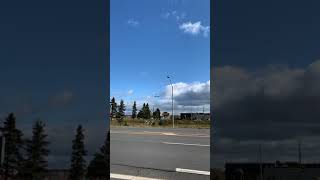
[110,173,166,180]
[176,168,210,176]
[111,131,209,138]
[162,141,210,147]
[161,132,177,136]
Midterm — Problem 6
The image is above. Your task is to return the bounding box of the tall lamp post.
[167,76,174,128]
[153,95,160,114]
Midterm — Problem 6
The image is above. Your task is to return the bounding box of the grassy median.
[110,118,210,129]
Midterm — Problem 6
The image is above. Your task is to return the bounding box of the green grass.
[110,117,210,129]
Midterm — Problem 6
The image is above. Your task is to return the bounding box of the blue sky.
[111,0,210,113]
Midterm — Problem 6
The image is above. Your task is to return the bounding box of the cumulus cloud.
[161,12,171,19]
[179,21,210,37]
[141,81,211,113]
[118,81,210,114]
[211,60,320,168]
[164,81,210,106]
[161,10,186,21]
[127,19,139,27]
[127,89,134,96]
[161,11,209,37]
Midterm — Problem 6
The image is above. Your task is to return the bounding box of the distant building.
[169,115,181,120]
[162,112,170,119]
[180,113,210,120]
[225,162,320,180]
[225,162,273,180]
[125,115,132,119]
[46,169,69,180]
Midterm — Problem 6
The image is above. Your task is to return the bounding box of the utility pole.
[298,140,303,180]
[202,106,205,120]
[153,95,160,119]
[259,144,263,180]
[0,135,5,179]
[0,136,5,165]
[298,140,302,164]
[167,76,174,128]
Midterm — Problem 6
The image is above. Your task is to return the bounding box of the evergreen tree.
[144,103,151,119]
[118,99,126,118]
[153,108,161,120]
[116,100,126,125]
[1,113,24,179]
[137,103,145,119]
[137,110,143,119]
[87,130,110,179]
[69,125,87,180]
[131,101,137,119]
[23,120,50,179]
[110,97,117,120]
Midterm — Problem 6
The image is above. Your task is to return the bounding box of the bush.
[158,120,163,126]
[117,118,123,126]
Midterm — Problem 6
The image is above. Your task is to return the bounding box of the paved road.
[110,127,210,180]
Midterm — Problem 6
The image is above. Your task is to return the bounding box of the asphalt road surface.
[110,127,210,180]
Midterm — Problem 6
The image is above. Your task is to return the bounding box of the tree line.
[110,97,161,121]
[0,113,109,180]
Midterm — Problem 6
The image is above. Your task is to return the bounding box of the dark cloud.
[212,60,320,167]
[49,90,74,107]
[0,90,75,121]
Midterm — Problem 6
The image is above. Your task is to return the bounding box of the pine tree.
[137,104,143,119]
[87,130,110,179]
[144,103,151,119]
[131,101,137,119]
[138,103,146,119]
[153,108,161,120]
[110,97,117,120]
[137,110,143,119]
[69,125,87,180]
[116,100,126,125]
[23,120,50,179]
[1,113,24,179]
[118,100,126,118]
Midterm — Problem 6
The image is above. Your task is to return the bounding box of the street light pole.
[167,76,174,128]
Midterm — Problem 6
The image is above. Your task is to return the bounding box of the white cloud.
[176,12,186,21]
[114,81,210,114]
[162,12,171,19]
[165,81,210,98]
[161,11,186,21]
[127,19,139,27]
[179,21,210,37]
[143,81,211,113]
[127,89,134,96]
[161,11,209,37]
